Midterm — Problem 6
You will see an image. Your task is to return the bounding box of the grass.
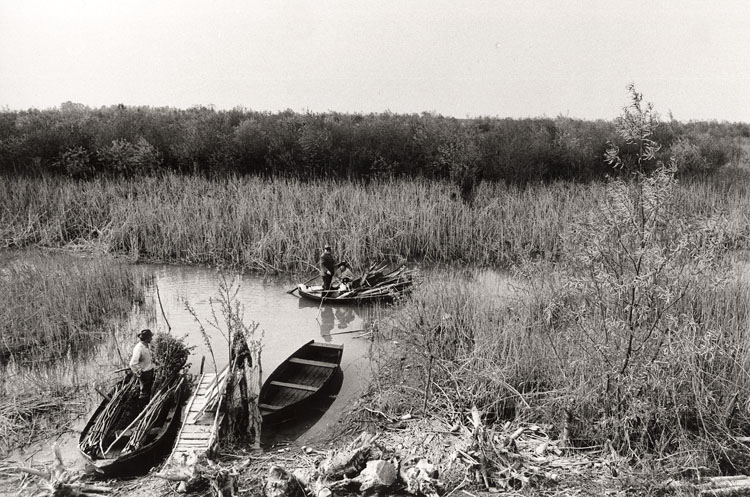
[0,250,149,363]
[368,264,750,471]
[0,251,153,453]
[2,173,749,271]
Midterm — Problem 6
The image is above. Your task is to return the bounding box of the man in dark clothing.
[319,245,337,290]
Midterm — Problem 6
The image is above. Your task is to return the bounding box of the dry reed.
[4,174,748,272]
[0,251,148,362]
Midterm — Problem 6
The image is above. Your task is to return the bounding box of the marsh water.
[7,262,515,472]
[139,264,378,444]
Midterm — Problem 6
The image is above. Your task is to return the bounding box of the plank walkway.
[169,371,222,464]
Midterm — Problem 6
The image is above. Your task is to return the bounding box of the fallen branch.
[13,443,111,496]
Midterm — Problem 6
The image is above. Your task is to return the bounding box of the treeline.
[1,102,747,185]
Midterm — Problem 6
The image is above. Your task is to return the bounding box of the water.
[4,262,515,474]
[134,264,378,444]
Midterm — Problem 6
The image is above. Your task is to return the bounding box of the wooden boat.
[78,374,186,475]
[297,283,406,304]
[259,340,343,424]
[296,264,414,304]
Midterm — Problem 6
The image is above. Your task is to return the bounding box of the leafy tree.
[97,137,162,176]
[54,146,96,178]
[541,85,733,453]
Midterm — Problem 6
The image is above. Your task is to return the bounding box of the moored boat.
[78,373,186,475]
[258,340,343,424]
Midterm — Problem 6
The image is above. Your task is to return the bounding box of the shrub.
[54,145,96,178]
[97,137,162,176]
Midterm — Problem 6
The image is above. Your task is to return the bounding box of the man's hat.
[137,329,153,340]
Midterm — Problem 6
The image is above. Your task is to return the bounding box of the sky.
[1,0,748,122]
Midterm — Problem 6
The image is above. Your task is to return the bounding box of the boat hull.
[297,284,410,304]
[259,340,343,424]
[78,376,186,476]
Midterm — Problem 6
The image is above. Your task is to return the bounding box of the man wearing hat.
[319,245,337,291]
[129,329,155,409]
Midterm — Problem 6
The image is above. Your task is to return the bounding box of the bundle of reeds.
[79,376,138,457]
[151,333,192,392]
[119,376,184,453]
[339,262,415,299]
[79,333,190,459]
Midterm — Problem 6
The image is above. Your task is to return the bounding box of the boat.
[297,283,407,304]
[78,373,186,475]
[259,340,343,424]
[296,264,414,304]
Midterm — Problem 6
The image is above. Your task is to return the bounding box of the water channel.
[7,262,514,474]
[139,264,378,443]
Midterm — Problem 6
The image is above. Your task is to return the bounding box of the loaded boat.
[78,373,186,475]
[296,263,414,304]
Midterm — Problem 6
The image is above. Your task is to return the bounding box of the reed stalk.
[3,174,748,271]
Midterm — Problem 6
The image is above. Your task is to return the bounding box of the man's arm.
[129,344,142,375]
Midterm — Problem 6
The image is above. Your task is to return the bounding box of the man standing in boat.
[319,245,350,291]
[129,329,155,409]
[319,244,337,291]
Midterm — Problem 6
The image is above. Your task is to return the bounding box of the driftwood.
[319,432,381,480]
[667,475,750,496]
[12,443,110,497]
[156,452,240,497]
[264,466,306,497]
[264,432,443,497]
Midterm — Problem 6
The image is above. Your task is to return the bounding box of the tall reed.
[3,174,748,271]
[0,250,148,363]
[372,265,750,463]
[0,251,152,452]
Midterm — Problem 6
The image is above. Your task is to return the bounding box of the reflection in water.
[260,369,344,447]
[319,307,335,342]
[335,308,356,330]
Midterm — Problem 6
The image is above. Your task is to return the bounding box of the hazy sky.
[1,0,748,121]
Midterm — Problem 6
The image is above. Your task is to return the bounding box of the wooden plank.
[259,403,282,411]
[270,380,318,392]
[178,431,212,438]
[180,432,212,439]
[177,432,213,440]
[288,357,338,368]
[175,443,210,449]
[180,425,213,433]
[309,342,343,349]
[174,440,210,446]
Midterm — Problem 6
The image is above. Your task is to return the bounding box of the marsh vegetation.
[2,87,750,491]
[0,251,152,453]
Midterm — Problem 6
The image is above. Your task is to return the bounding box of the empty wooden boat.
[258,340,343,424]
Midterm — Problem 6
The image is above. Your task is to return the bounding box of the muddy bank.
[6,408,677,497]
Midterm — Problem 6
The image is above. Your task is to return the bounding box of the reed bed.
[4,174,748,272]
[0,251,153,452]
[370,264,750,469]
[0,356,112,454]
[0,388,83,454]
[0,251,149,363]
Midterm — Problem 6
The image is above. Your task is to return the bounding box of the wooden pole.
[422,354,434,414]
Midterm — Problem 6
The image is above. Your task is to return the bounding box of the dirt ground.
[5,417,682,497]
[0,398,700,497]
